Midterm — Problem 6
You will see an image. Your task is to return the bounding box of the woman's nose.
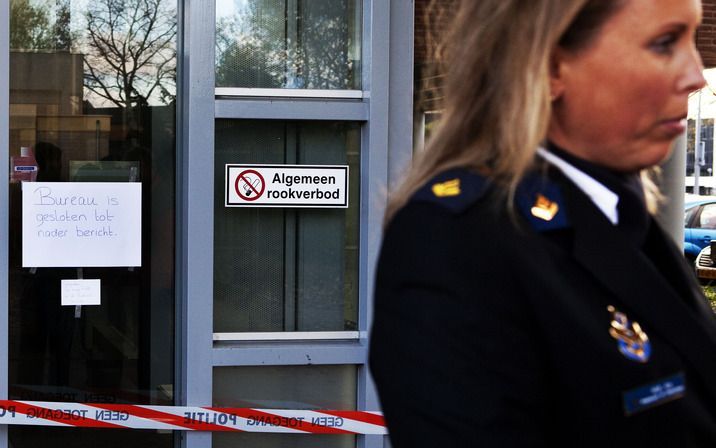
[679,46,707,93]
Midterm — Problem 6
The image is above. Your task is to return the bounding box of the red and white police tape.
[0,400,386,434]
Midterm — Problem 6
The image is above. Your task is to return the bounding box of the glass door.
[8,0,176,445]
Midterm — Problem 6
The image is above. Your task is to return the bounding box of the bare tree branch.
[83,0,176,109]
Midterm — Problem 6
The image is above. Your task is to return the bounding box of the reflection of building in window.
[10,51,112,176]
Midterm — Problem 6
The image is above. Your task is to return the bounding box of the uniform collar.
[536,147,619,225]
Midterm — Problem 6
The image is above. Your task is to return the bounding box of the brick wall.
[417,0,716,67]
[699,0,716,68]
[416,0,716,113]
[414,0,456,112]
[414,0,453,68]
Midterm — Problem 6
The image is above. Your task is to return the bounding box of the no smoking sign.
[234,169,265,201]
[226,164,349,208]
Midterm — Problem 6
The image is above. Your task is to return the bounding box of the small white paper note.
[61,279,101,306]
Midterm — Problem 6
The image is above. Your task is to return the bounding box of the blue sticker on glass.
[622,372,686,416]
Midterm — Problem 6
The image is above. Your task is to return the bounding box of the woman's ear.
[549,48,566,101]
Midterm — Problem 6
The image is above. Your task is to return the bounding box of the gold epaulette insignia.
[530,194,559,221]
[432,179,461,197]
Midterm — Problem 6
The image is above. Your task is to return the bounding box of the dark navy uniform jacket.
[369,165,716,447]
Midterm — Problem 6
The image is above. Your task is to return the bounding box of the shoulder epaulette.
[411,168,570,229]
[412,168,489,214]
[515,173,570,232]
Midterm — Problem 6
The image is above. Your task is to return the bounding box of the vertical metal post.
[0,0,9,445]
[178,0,215,445]
[359,0,389,447]
[283,125,298,331]
[695,89,702,194]
[658,133,687,247]
[387,0,414,191]
[360,0,414,447]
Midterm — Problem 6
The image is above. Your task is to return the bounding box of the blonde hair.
[386,0,628,222]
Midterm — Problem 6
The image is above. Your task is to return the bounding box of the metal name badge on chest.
[607,305,651,363]
[622,372,686,416]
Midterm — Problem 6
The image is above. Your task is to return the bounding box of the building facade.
[1,1,713,447]
[0,0,417,447]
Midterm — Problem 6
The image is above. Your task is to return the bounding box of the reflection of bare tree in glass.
[83,0,176,114]
[216,0,358,90]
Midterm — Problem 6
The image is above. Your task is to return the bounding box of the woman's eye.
[650,34,678,54]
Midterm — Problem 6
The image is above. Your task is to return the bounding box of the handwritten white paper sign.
[61,279,101,306]
[22,182,142,267]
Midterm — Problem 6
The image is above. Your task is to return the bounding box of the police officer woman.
[369,0,716,446]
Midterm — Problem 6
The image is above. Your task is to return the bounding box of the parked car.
[685,196,716,260]
[695,244,716,281]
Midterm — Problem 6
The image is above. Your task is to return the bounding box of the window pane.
[8,0,176,444]
[215,0,361,90]
[213,365,357,448]
[700,204,716,229]
[214,121,360,333]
